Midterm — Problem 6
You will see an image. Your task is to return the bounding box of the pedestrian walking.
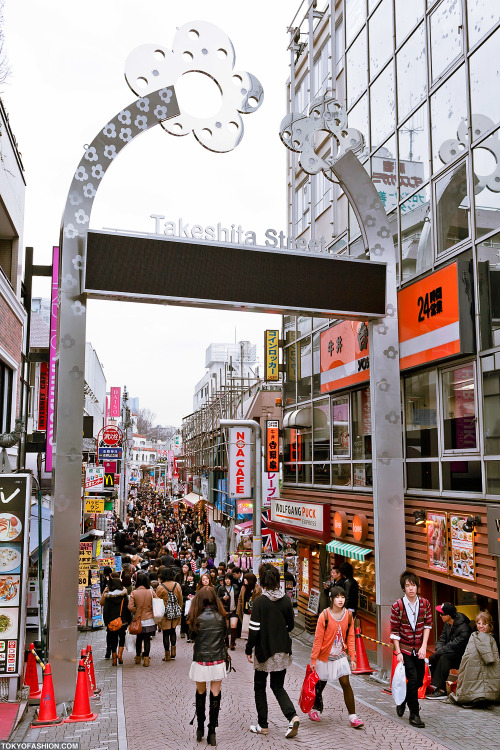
[236,572,262,640]
[390,570,432,727]
[309,586,364,727]
[217,573,238,650]
[182,570,197,640]
[101,577,132,665]
[128,572,157,667]
[245,563,300,739]
[187,586,228,746]
[156,568,183,661]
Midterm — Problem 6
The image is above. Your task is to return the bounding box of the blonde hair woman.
[450,611,500,707]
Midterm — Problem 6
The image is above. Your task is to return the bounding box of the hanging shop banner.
[85,466,105,492]
[237,500,253,514]
[109,387,121,418]
[228,427,252,499]
[264,330,280,382]
[0,474,30,676]
[263,471,279,509]
[268,498,330,542]
[286,330,299,382]
[46,246,59,472]
[427,511,448,574]
[37,362,49,431]
[84,497,105,514]
[320,320,370,393]
[450,515,476,582]
[265,420,279,473]
[398,261,474,371]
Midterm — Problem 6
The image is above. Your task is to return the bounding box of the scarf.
[262,587,283,601]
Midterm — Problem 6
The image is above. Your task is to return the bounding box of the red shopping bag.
[299,665,320,714]
[418,663,432,699]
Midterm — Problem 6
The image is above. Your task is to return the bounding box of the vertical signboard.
[263,470,279,509]
[228,427,252,498]
[109,387,121,418]
[85,466,105,492]
[37,362,49,431]
[264,330,280,382]
[265,420,280,473]
[46,246,59,472]
[0,474,30,676]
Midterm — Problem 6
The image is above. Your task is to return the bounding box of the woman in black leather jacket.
[187,586,228,746]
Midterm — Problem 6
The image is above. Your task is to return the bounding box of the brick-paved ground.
[10,625,500,750]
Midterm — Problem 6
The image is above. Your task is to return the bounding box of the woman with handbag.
[187,586,228,746]
[217,573,238,650]
[156,568,183,661]
[309,585,363,728]
[128,572,157,667]
[100,577,132,665]
[236,572,262,640]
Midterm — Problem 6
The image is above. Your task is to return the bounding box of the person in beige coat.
[450,611,500,707]
[128,573,157,666]
[156,568,183,661]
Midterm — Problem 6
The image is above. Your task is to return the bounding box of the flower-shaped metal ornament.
[124,20,263,153]
[280,94,364,181]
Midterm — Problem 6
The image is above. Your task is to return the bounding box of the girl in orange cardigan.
[309,586,364,728]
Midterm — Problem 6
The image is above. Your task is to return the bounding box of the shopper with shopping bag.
[236,572,261,640]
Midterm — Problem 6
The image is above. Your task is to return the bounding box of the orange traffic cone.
[31,663,63,726]
[86,644,101,696]
[64,660,97,723]
[351,626,375,674]
[24,643,42,702]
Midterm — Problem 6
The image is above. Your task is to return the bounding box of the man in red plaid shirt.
[390,570,432,728]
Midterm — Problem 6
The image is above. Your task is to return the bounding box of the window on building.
[0,240,13,287]
[315,170,331,217]
[313,43,330,98]
[395,0,424,46]
[368,0,393,79]
[477,232,500,349]
[296,181,311,235]
[0,361,13,435]
[474,129,500,240]
[435,160,470,256]
[335,17,345,75]
[467,0,498,48]
[429,0,463,83]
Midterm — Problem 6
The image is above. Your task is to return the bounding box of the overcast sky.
[3,0,297,427]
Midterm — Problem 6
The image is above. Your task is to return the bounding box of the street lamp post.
[219,419,262,576]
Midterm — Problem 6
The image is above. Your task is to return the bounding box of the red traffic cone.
[64,660,98,723]
[31,663,63,726]
[24,643,42,702]
[86,644,101,696]
[351,626,375,674]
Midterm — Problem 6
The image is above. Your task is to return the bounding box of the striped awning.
[326,540,372,561]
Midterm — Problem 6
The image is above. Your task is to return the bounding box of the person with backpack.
[156,567,183,661]
[390,570,432,728]
[309,585,364,728]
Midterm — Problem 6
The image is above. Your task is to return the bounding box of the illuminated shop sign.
[320,320,370,393]
[264,330,280,382]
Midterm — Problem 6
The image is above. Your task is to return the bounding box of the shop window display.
[477,233,500,349]
[442,364,477,451]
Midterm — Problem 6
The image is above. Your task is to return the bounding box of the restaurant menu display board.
[427,511,448,573]
[0,474,30,676]
[450,515,476,581]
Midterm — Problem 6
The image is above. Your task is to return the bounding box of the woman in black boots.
[187,586,228,746]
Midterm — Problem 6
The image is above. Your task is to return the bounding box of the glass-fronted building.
[272,0,500,648]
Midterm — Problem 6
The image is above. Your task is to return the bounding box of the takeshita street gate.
[52,20,404,699]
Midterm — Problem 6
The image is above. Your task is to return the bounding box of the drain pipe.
[219,419,262,575]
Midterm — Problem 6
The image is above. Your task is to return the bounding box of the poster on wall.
[450,515,476,581]
[427,511,448,573]
[301,556,309,595]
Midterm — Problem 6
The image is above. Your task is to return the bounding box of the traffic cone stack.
[351,626,375,674]
[24,643,42,702]
[64,660,98,723]
[31,663,63,726]
[86,644,101,696]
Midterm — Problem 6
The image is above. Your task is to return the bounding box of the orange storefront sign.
[333,510,348,538]
[265,420,280,473]
[320,320,370,393]
[398,262,471,370]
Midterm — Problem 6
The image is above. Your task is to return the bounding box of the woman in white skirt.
[187,586,228,746]
[309,585,364,728]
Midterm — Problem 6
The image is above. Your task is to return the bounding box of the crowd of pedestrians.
[102,485,500,744]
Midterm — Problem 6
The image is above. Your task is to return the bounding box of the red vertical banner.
[265,420,279,473]
[110,387,121,418]
[290,429,302,463]
[37,362,49,431]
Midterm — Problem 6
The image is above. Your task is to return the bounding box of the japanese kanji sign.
[265,420,280,473]
[264,330,280,382]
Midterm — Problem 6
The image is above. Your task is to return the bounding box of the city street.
[11,626,500,750]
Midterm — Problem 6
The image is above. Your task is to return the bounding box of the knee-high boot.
[207,691,221,746]
[195,691,206,742]
[230,627,237,650]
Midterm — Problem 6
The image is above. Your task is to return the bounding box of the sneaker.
[308,710,321,722]
[249,725,269,735]
[285,717,300,739]
[427,689,447,700]
[350,717,364,729]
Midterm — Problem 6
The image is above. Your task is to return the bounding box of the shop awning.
[182,492,203,508]
[234,520,253,534]
[326,540,372,561]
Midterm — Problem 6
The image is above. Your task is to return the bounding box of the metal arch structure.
[280,96,406,668]
[52,20,266,701]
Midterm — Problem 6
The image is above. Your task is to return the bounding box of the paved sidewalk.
[10,625,500,750]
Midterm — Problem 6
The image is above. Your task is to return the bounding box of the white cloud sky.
[3,0,296,426]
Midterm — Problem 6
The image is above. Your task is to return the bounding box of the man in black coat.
[427,602,472,699]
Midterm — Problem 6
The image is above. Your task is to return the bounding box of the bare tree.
[0,1,10,91]
[136,408,157,436]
